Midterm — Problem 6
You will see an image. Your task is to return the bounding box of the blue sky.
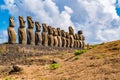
[0,0,120,44]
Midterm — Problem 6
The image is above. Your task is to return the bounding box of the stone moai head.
[9,16,14,27]
[42,23,48,32]
[69,26,74,35]
[66,32,70,38]
[78,30,83,34]
[74,34,77,39]
[27,16,34,29]
[57,28,62,36]
[48,26,53,34]
[19,16,26,28]
[35,22,41,32]
[53,28,58,36]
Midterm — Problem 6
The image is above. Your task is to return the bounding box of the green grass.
[3,76,16,80]
[47,63,60,70]
[74,50,86,56]
[74,56,80,60]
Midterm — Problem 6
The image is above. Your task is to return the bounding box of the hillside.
[0,40,120,80]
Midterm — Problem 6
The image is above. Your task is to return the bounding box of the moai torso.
[26,16,35,45]
[74,34,77,48]
[42,23,48,46]
[53,28,58,47]
[18,16,26,44]
[61,30,66,47]
[35,22,42,45]
[69,26,74,48]
[57,28,62,47]
[8,16,16,44]
[66,32,70,47]
[48,26,54,47]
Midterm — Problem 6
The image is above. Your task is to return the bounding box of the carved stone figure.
[69,26,74,48]
[61,30,66,47]
[8,16,16,44]
[78,30,85,49]
[53,28,58,47]
[48,26,54,47]
[66,32,70,47]
[57,28,62,47]
[42,23,48,46]
[18,16,26,44]
[26,16,35,45]
[35,22,42,45]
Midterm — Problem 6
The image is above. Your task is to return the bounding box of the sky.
[0,0,120,44]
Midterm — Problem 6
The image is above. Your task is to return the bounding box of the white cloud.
[1,0,120,44]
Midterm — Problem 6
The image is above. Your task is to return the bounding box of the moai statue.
[26,16,35,45]
[61,30,66,47]
[35,22,42,45]
[78,30,85,49]
[57,28,62,47]
[18,16,26,44]
[48,26,54,47]
[66,32,70,47]
[53,28,58,47]
[42,23,48,46]
[8,16,16,44]
[69,26,74,48]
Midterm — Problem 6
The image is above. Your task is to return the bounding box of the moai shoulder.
[8,16,16,44]
[35,22,42,45]
[18,16,26,44]
[26,16,35,45]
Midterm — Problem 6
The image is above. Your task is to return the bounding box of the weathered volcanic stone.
[26,16,35,45]
[53,28,58,47]
[18,16,26,44]
[8,16,16,44]
[48,26,54,47]
[69,26,74,48]
[61,30,66,47]
[66,32,70,47]
[57,28,62,47]
[35,22,42,45]
[42,23,48,46]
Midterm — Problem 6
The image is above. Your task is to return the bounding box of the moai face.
[48,26,53,34]
[76,34,79,40]
[27,16,34,29]
[42,23,48,32]
[74,34,77,39]
[9,16,14,27]
[69,26,74,35]
[61,30,66,37]
[19,16,26,28]
[78,30,83,34]
[35,22,41,32]
[57,28,62,36]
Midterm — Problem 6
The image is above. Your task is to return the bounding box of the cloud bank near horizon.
[0,0,120,44]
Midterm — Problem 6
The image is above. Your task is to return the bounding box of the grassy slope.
[0,40,120,80]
